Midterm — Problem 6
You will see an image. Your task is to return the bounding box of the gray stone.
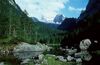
[66,48,77,55]
[76,58,82,63]
[79,39,91,50]
[67,55,74,61]
[75,51,92,61]
[13,42,49,60]
[57,56,67,62]
[0,62,4,65]
[21,59,30,65]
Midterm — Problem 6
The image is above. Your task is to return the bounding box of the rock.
[60,0,100,51]
[38,54,44,61]
[79,39,91,50]
[53,14,64,23]
[13,42,49,60]
[66,48,77,55]
[75,52,82,58]
[21,59,30,65]
[42,59,48,65]
[81,51,92,61]
[76,58,82,63]
[35,63,41,65]
[94,40,98,43]
[67,55,74,61]
[57,56,67,62]
[75,51,92,61]
[0,62,4,65]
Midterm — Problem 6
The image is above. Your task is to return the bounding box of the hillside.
[0,0,65,44]
[60,0,100,48]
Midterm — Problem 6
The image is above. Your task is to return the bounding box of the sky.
[15,0,89,22]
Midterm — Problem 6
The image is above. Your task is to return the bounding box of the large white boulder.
[79,39,91,50]
[0,62,4,65]
[13,42,49,60]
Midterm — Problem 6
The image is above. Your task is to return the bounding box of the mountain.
[31,17,39,22]
[78,0,100,21]
[58,18,77,30]
[31,17,60,29]
[60,0,100,50]
[0,0,65,44]
[42,22,59,29]
[53,14,64,23]
[0,0,37,43]
[59,0,100,31]
[60,0,100,64]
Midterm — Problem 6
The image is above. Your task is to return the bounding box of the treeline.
[0,0,66,44]
[0,0,36,43]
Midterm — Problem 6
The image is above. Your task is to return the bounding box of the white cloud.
[68,6,85,12]
[15,0,69,21]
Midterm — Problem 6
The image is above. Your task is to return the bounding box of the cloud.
[68,6,85,12]
[15,0,69,21]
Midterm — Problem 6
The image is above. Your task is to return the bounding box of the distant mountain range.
[0,0,64,44]
[31,17,60,29]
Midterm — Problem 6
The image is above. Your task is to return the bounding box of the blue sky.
[60,0,89,18]
[15,0,88,22]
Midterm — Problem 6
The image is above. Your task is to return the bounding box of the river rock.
[79,39,91,50]
[13,42,49,60]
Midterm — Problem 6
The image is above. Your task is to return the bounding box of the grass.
[27,54,76,65]
[43,55,76,65]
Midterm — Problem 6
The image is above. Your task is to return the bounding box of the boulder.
[0,62,4,65]
[56,56,67,62]
[75,51,92,61]
[66,48,77,55]
[13,42,49,60]
[79,39,91,50]
[76,58,82,63]
[67,55,74,61]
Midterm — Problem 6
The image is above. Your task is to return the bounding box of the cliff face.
[60,1,100,64]
[58,18,77,31]
[86,0,100,12]
[60,0,100,49]
[78,0,100,21]
[59,0,100,31]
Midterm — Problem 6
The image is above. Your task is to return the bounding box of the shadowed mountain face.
[60,0,100,48]
[78,0,100,21]
[86,0,100,12]
[60,1,100,64]
[58,18,77,31]
[59,0,100,31]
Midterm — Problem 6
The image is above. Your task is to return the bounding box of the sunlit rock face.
[13,42,49,60]
[53,14,64,23]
